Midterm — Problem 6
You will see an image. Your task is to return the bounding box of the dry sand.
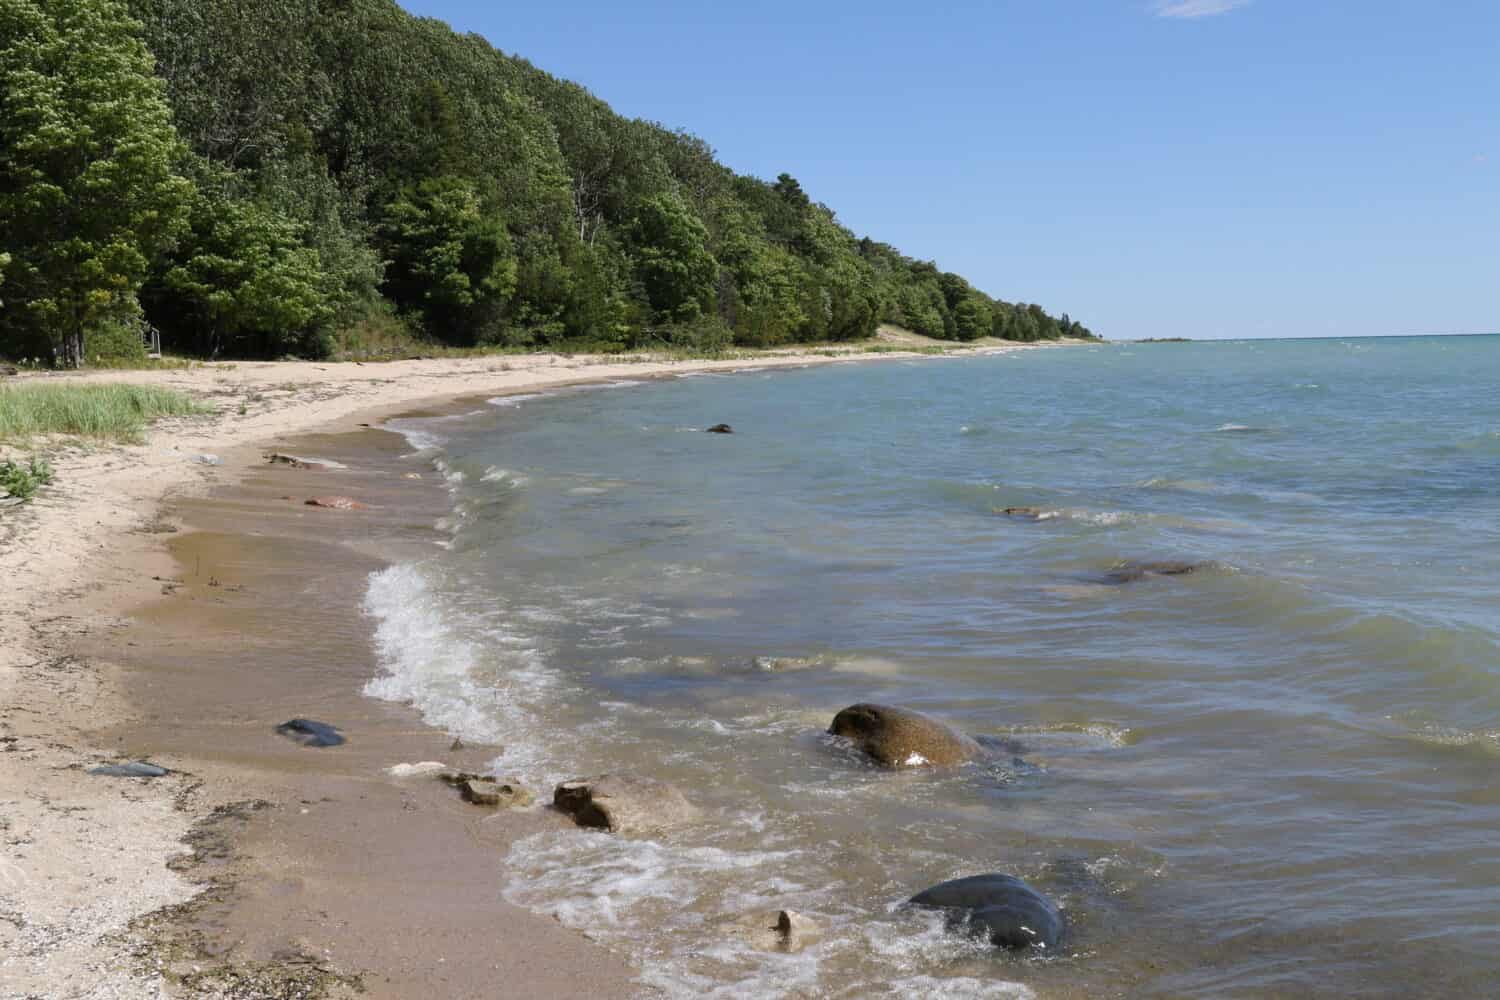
[0,341,1061,998]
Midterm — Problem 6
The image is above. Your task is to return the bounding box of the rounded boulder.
[908,873,1065,951]
[828,703,982,767]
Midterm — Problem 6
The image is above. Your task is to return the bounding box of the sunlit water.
[367,337,1500,997]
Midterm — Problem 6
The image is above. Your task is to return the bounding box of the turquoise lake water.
[369,336,1500,997]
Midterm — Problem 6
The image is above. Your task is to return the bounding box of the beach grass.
[0,383,209,444]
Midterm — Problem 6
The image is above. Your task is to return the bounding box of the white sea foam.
[362,563,558,773]
[486,392,548,407]
[503,830,1037,999]
[480,465,528,486]
[382,418,445,453]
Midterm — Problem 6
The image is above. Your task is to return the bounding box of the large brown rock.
[829,704,981,767]
[553,774,700,835]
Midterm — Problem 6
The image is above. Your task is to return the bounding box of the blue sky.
[399,1,1496,340]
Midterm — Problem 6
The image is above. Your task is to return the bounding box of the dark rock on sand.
[829,703,982,767]
[461,778,533,808]
[275,718,345,747]
[908,873,1065,951]
[88,761,169,778]
[705,424,734,434]
[266,453,344,471]
[553,774,700,835]
[1100,560,1205,585]
[304,495,367,510]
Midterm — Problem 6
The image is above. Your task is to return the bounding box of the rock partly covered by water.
[462,778,533,808]
[705,424,734,434]
[908,873,1065,951]
[731,909,822,954]
[553,774,700,835]
[266,453,345,471]
[304,496,368,510]
[1100,560,1206,585]
[1000,506,1047,519]
[829,703,982,767]
[275,718,345,747]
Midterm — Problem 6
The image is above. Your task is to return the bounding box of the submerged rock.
[304,496,367,510]
[275,718,345,747]
[732,909,823,954]
[553,774,700,835]
[1001,506,1046,519]
[828,703,982,767]
[908,873,1065,951]
[705,424,734,434]
[1100,560,1205,585]
[461,778,533,808]
[88,761,169,778]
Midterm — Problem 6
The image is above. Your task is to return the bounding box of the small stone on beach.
[386,761,449,778]
[461,779,533,808]
[88,761,169,778]
[305,496,367,510]
[275,718,345,747]
[267,453,346,471]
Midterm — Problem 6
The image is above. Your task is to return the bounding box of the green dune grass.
[0,383,208,444]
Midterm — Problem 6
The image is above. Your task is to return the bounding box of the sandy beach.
[0,341,1060,999]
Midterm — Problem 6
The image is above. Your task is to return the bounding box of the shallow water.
[367,338,1500,997]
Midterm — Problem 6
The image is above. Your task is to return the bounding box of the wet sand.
[78,421,641,997]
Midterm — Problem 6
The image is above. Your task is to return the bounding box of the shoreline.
[0,342,1068,997]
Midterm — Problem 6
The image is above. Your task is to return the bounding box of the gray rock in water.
[705,424,734,434]
[88,761,169,778]
[908,873,1065,951]
[275,718,345,747]
[553,774,700,835]
[829,703,982,767]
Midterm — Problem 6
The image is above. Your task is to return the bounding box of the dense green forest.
[0,0,1095,366]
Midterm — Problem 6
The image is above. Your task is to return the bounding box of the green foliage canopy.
[0,0,1095,363]
[0,0,191,366]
